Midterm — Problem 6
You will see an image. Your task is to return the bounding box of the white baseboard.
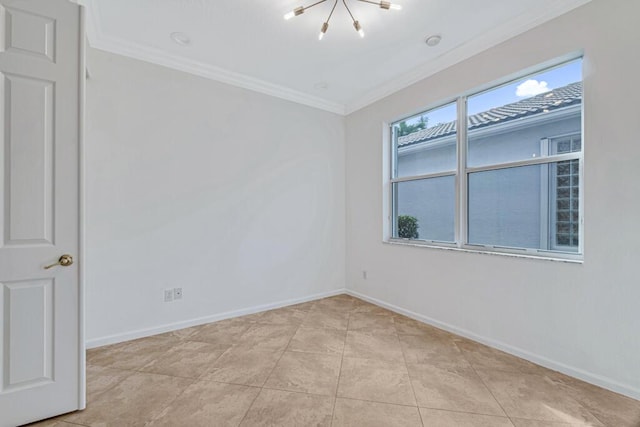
[346,289,640,401]
[86,288,347,349]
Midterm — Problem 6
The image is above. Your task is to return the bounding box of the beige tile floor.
[28,295,640,427]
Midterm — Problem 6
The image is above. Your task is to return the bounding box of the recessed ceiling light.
[425,35,442,47]
[170,32,191,46]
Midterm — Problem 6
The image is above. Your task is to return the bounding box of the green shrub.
[398,215,419,239]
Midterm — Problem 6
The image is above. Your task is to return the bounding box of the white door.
[0,0,84,426]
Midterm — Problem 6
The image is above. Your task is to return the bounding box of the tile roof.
[398,81,582,147]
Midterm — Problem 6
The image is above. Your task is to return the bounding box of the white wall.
[85,48,346,345]
[346,0,640,399]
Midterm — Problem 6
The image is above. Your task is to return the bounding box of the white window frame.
[389,101,458,246]
[387,58,584,262]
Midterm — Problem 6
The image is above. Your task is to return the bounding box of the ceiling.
[78,0,591,115]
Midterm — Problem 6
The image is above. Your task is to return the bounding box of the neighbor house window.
[548,133,581,251]
[389,58,583,259]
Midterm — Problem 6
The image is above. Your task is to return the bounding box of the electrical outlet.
[173,287,183,300]
[164,289,174,302]
[362,270,368,280]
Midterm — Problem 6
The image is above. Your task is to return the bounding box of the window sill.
[383,239,583,264]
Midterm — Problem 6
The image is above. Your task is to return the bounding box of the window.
[389,59,583,259]
[391,102,457,242]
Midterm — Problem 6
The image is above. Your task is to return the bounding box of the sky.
[397,58,582,130]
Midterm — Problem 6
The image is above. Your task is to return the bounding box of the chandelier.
[284,0,402,40]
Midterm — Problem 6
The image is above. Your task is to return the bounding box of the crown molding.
[79,0,345,115]
[79,0,590,117]
[91,34,346,114]
[344,0,593,115]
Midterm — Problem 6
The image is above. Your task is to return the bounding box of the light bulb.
[354,21,365,38]
[284,6,304,20]
[379,1,401,10]
[319,22,329,40]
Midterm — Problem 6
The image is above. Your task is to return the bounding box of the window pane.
[551,134,581,155]
[394,103,457,178]
[550,159,580,250]
[393,176,455,242]
[467,60,582,168]
[468,162,579,252]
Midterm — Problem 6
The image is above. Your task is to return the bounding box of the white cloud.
[516,79,551,97]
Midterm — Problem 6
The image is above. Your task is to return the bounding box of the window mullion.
[466,153,581,174]
[390,125,398,238]
[390,170,456,183]
[579,152,584,255]
[457,96,468,248]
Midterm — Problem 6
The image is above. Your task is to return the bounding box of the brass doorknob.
[44,254,74,269]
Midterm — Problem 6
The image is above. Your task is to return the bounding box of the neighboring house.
[396,81,582,252]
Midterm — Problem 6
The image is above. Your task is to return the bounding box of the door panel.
[4,6,56,62]
[2,279,54,390]
[3,73,55,246]
[0,1,83,425]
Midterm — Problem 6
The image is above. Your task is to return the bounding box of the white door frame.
[78,0,87,411]
[65,0,87,413]
[63,0,87,412]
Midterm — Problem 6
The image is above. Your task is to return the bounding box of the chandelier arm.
[341,0,357,23]
[303,0,329,12]
[326,0,339,22]
[356,0,400,10]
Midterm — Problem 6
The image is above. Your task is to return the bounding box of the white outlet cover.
[173,288,183,300]
[164,289,174,302]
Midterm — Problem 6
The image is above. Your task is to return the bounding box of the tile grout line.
[415,405,521,420]
[134,329,230,425]
[194,344,235,382]
[540,380,607,427]
[330,308,352,427]
[453,340,513,424]
[88,352,201,425]
[455,342,604,425]
[78,349,197,426]
[543,376,609,427]
[394,318,426,427]
[81,364,135,403]
[236,303,313,426]
[332,395,428,409]
[259,384,338,399]
[143,375,199,424]
[235,386,262,427]
[63,421,91,426]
